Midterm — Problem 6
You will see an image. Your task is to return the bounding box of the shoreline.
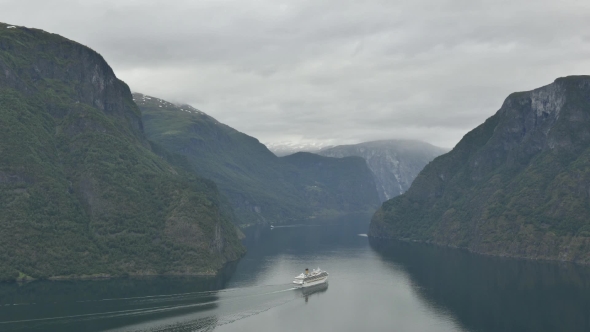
[367,235,590,267]
[7,258,244,284]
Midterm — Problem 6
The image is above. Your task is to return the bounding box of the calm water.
[1,213,590,331]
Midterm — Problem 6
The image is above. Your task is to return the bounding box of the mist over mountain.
[318,140,447,201]
[370,76,590,264]
[0,23,243,281]
[136,93,380,225]
[266,142,333,157]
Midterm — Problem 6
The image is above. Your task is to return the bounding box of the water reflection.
[301,283,328,303]
[215,215,464,332]
[4,214,588,332]
[0,263,237,332]
[234,213,370,287]
[369,238,590,332]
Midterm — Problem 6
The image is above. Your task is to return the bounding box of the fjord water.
[1,214,589,332]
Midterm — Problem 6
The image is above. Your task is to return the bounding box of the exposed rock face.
[370,76,590,264]
[318,140,447,201]
[0,28,143,136]
[0,23,243,281]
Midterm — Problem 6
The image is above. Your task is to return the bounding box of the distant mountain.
[282,152,381,214]
[136,94,380,225]
[370,76,590,264]
[266,141,333,157]
[318,140,447,201]
[0,23,243,281]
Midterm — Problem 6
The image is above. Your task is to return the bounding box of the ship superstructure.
[293,267,328,287]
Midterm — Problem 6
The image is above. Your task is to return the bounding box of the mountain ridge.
[369,75,590,264]
[0,22,243,281]
[135,93,381,225]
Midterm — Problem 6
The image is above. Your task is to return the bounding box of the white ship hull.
[294,276,328,288]
[293,268,329,288]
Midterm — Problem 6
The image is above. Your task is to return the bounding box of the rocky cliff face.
[318,140,446,201]
[370,76,590,264]
[0,23,243,281]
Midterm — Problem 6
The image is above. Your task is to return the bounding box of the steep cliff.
[136,93,381,224]
[0,23,243,281]
[318,140,446,201]
[370,76,590,264]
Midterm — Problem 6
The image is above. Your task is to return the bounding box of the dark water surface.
[1,214,590,331]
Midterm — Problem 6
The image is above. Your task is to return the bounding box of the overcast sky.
[2,0,590,148]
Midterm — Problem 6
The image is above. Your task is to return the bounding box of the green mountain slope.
[0,23,243,281]
[370,76,590,264]
[282,152,380,214]
[136,94,380,224]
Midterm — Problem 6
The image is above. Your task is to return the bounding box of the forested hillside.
[0,23,244,281]
[370,76,590,264]
[137,93,381,225]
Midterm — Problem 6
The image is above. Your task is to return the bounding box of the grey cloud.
[2,0,590,148]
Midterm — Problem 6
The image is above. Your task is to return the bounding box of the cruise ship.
[293,267,328,287]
